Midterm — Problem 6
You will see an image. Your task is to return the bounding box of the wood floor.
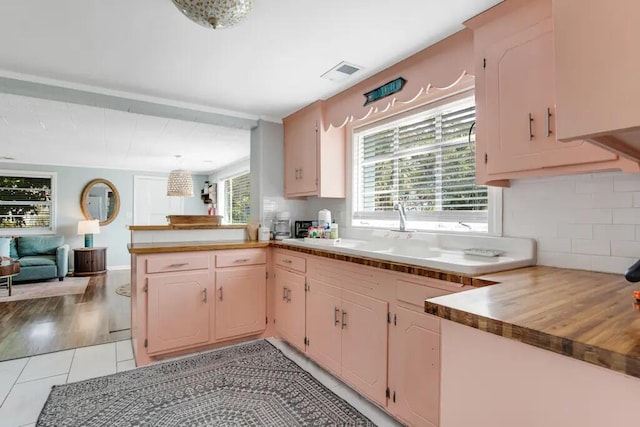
[0,270,131,362]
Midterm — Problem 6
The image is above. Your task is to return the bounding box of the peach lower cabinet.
[272,249,474,427]
[439,322,640,427]
[426,265,640,427]
[131,246,474,426]
[131,249,268,366]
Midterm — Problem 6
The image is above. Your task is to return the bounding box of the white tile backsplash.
[575,176,613,194]
[537,237,571,253]
[611,240,640,258]
[613,175,640,192]
[573,208,613,224]
[593,224,635,241]
[504,172,640,274]
[591,192,633,208]
[558,223,593,239]
[571,239,610,256]
[612,208,640,224]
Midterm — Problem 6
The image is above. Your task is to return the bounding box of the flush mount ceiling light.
[171,0,255,29]
[167,155,194,197]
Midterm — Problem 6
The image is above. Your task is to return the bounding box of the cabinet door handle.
[546,107,553,137]
[295,168,300,180]
[234,258,250,263]
[528,113,534,141]
[202,288,207,303]
[334,307,340,326]
[218,287,223,301]
[282,287,288,301]
[167,262,188,268]
[341,310,347,329]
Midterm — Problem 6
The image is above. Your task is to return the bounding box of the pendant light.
[167,155,194,197]
[171,0,254,30]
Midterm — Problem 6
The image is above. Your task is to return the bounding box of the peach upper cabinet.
[467,0,639,186]
[283,100,346,198]
[553,0,640,160]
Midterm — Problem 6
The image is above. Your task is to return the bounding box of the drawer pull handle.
[341,310,347,329]
[282,287,288,301]
[282,259,292,264]
[167,262,188,268]
[334,307,340,326]
[202,288,207,303]
[234,258,250,263]
[219,287,223,301]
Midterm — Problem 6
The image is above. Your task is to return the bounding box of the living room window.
[222,172,250,224]
[0,170,56,233]
[352,96,499,233]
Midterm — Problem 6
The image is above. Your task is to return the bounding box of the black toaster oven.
[294,220,314,238]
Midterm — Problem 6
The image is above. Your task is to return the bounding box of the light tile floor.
[0,338,402,427]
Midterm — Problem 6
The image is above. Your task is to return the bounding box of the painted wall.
[250,120,306,229]
[0,162,207,268]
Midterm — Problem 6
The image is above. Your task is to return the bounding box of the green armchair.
[8,235,69,282]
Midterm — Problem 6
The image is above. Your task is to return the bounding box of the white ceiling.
[0,93,250,174]
[0,0,501,172]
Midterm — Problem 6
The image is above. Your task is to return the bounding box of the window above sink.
[350,92,502,235]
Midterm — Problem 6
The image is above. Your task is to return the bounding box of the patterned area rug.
[37,340,375,426]
[0,277,89,302]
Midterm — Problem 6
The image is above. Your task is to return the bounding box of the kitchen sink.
[281,233,536,275]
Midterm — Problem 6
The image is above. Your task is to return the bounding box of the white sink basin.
[282,234,536,276]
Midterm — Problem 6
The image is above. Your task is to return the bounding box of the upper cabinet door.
[469,0,638,185]
[284,104,319,197]
[485,19,616,174]
[283,101,345,198]
[485,20,554,174]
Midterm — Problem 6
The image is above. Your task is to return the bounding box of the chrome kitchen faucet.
[394,202,407,232]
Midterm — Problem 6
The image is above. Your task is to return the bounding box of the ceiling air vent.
[321,61,363,82]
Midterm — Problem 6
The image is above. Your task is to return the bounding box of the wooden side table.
[74,247,107,277]
[0,258,20,296]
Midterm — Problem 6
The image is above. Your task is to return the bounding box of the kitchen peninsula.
[127,229,640,427]
[426,266,640,427]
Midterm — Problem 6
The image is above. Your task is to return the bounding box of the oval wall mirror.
[80,178,120,226]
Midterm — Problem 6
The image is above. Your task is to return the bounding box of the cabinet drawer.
[146,254,210,274]
[396,279,453,308]
[274,252,306,273]
[216,249,266,268]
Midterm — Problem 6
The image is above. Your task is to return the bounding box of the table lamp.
[77,219,100,248]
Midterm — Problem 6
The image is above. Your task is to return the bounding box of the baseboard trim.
[107,265,131,271]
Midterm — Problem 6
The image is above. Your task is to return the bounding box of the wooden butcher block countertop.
[128,241,270,254]
[425,266,640,379]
